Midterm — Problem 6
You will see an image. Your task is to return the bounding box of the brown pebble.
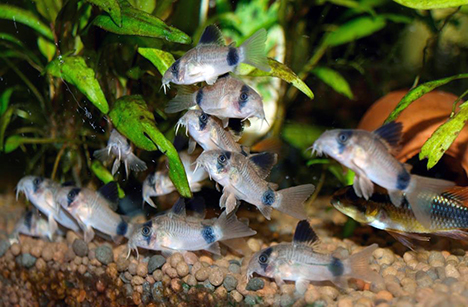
[78,264,87,275]
[35,258,46,271]
[184,252,198,265]
[230,290,243,303]
[320,286,339,300]
[30,245,43,258]
[116,256,129,271]
[199,255,213,265]
[166,268,178,278]
[161,262,171,274]
[186,274,197,286]
[171,278,182,292]
[136,262,148,277]
[169,253,184,267]
[96,279,106,292]
[10,243,20,256]
[131,276,145,286]
[445,264,460,278]
[176,262,189,277]
[77,289,86,303]
[209,267,224,286]
[305,286,320,304]
[128,262,137,275]
[215,286,227,299]
[152,269,163,281]
[195,267,209,281]
[132,291,141,305]
[191,261,203,275]
[337,298,353,307]
[376,290,393,301]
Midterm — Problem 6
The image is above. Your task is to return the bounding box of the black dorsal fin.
[198,25,225,46]
[293,220,319,248]
[61,181,75,187]
[98,182,119,211]
[248,152,278,179]
[171,198,187,216]
[373,122,403,151]
[187,196,206,219]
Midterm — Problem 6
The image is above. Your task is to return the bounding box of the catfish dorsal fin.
[171,198,187,216]
[372,122,403,151]
[187,196,206,219]
[293,220,319,248]
[98,182,119,211]
[198,25,226,46]
[247,152,278,179]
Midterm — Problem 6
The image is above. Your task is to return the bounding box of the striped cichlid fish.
[166,74,265,127]
[127,198,256,257]
[331,186,468,249]
[247,220,383,293]
[310,122,454,229]
[162,25,270,91]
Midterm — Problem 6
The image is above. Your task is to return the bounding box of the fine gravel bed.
[1,194,468,306]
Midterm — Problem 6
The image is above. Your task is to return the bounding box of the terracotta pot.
[358,90,468,183]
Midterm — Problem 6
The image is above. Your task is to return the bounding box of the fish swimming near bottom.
[55,182,133,243]
[247,220,383,294]
[127,199,256,257]
[331,186,468,249]
[9,210,56,244]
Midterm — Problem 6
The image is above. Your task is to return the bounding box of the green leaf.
[109,95,191,197]
[238,58,314,99]
[128,0,156,13]
[86,0,122,27]
[311,67,354,99]
[38,36,57,62]
[393,0,468,9]
[35,0,62,22]
[46,55,109,114]
[385,73,468,123]
[419,104,468,169]
[0,106,15,151]
[342,218,358,238]
[3,135,23,153]
[138,47,175,75]
[0,87,16,115]
[91,160,125,198]
[282,123,323,151]
[0,5,54,40]
[92,0,191,44]
[324,16,386,47]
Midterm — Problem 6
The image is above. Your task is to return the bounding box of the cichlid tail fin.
[275,184,315,219]
[403,175,454,228]
[165,86,197,113]
[240,29,271,72]
[346,244,383,286]
[216,211,257,241]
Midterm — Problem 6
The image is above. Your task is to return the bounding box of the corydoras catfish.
[142,151,208,208]
[94,129,147,177]
[162,25,270,90]
[55,182,133,242]
[127,199,256,257]
[247,220,383,294]
[196,150,314,220]
[16,176,80,239]
[310,122,454,228]
[9,210,55,244]
[332,186,468,249]
[166,74,265,127]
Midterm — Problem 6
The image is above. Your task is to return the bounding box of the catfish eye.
[259,253,269,264]
[337,132,349,144]
[217,154,227,164]
[200,113,208,123]
[141,226,151,237]
[67,188,80,205]
[240,92,248,102]
[33,177,43,191]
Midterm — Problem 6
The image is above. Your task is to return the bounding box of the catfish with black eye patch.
[162,25,270,91]
[247,220,383,294]
[55,182,133,243]
[127,199,256,257]
[166,74,266,127]
[310,122,455,228]
[195,150,314,219]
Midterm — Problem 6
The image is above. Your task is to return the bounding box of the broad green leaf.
[91,160,125,198]
[138,47,175,75]
[86,0,122,27]
[324,16,386,47]
[282,122,323,152]
[46,55,109,114]
[393,0,468,9]
[385,73,468,123]
[128,0,156,13]
[0,5,54,40]
[3,135,23,153]
[382,14,413,24]
[0,87,16,115]
[92,0,191,44]
[38,36,56,61]
[109,95,191,197]
[419,104,468,169]
[238,58,314,99]
[35,0,63,22]
[311,67,354,99]
[0,106,15,151]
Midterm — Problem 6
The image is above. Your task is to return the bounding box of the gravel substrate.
[2,194,468,306]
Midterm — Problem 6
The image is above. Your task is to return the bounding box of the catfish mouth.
[175,116,189,136]
[307,141,324,157]
[16,179,30,201]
